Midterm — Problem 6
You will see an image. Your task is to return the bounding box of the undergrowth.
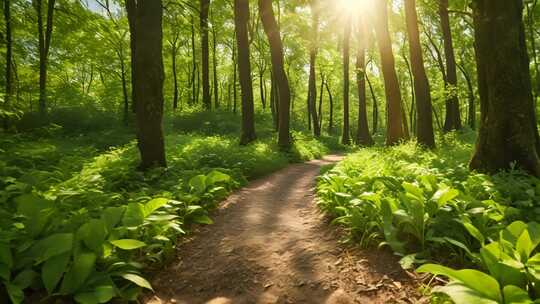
[317,131,540,303]
[0,111,339,304]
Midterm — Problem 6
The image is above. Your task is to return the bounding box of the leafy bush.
[316,132,540,302]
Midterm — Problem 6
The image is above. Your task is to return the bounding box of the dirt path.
[146,155,422,304]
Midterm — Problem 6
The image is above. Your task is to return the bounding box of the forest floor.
[144,155,425,304]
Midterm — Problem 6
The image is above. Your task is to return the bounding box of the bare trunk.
[200,0,211,110]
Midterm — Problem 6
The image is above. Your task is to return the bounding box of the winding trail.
[146,155,421,304]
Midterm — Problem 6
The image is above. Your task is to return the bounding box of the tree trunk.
[404,0,435,148]
[200,0,211,110]
[3,0,13,130]
[440,0,461,132]
[318,73,324,132]
[35,0,56,117]
[126,0,136,113]
[259,0,291,148]
[233,45,238,114]
[172,42,179,110]
[234,0,257,145]
[355,20,373,146]
[127,0,167,169]
[470,0,540,176]
[190,15,197,105]
[325,79,334,134]
[373,0,406,145]
[212,12,219,109]
[366,72,378,135]
[308,0,321,137]
[342,16,352,145]
[457,62,475,129]
[120,53,129,125]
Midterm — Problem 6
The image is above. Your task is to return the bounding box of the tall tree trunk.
[35,0,56,117]
[457,62,475,129]
[190,16,197,105]
[366,72,378,135]
[470,0,540,176]
[440,0,461,132]
[404,0,435,148]
[373,0,406,145]
[3,0,12,130]
[212,12,219,109]
[200,0,211,110]
[232,45,238,113]
[259,0,291,148]
[355,20,373,146]
[325,79,334,134]
[318,73,324,132]
[126,0,136,112]
[172,42,179,110]
[342,16,352,145]
[234,0,256,145]
[120,52,129,125]
[308,0,321,137]
[127,0,166,169]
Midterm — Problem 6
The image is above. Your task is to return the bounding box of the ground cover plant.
[317,131,540,303]
[0,111,338,303]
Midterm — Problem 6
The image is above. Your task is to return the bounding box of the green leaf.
[206,171,231,186]
[101,206,125,231]
[191,214,213,225]
[15,194,54,237]
[12,269,37,289]
[42,252,71,294]
[434,282,498,304]
[31,233,73,263]
[432,186,459,207]
[77,219,107,253]
[463,222,486,246]
[143,198,169,217]
[0,263,10,281]
[5,283,24,304]
[402,182,424,200]
[417,264,501,302]
[0,242,13,268]
[502,285,532,304]
[122,203,145,227]
[60,252,97,294]
[189,175,207,194]
[121,273,153,290]
[110,239,146,250]
[517,230,534,261]
[74,285,115,304]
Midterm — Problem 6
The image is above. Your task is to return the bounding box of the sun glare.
[338,0,373,17]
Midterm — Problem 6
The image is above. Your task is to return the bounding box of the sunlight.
[337,0,373,17]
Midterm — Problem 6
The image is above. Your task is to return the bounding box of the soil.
[144,155,426,304]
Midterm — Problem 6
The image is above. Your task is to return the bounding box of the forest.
[1,0,540,303]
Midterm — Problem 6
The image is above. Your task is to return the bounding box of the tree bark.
[171,39,179,110]
[34,0,56,117]
[190,15,197,105]
[457,62,475,129]
[404,0,435,148]
[308,0,321,137]
[440,0,462,132]
[259,0,291,148]
[373,0,406,145]
[3,0,13,130]
[127,0,167,169]
[212,12,219,109]
[342,16,352,145]
[325,79,334,134]
[234,0,257,145]
[200,0,211,110]
[126,0,136,112]
[355,20,373,146]
[470,0,540,176]
[366,72,378,135]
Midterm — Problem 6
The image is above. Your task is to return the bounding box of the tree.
[439,0,461,132]
[342,16,352,145]
[404,0,435,148]
[34,0,56,116]
[259,0,291,148]
[200,0,211,110]
[234,0,256,145]
[470,0,540,176]
[126,0,167,169]
[3,0,13,129]
[355,18,373,146]
[373,0,406,145]
[307,0,321,137]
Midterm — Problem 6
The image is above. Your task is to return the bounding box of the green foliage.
[316,132,540,302]
[0,116,334,303]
